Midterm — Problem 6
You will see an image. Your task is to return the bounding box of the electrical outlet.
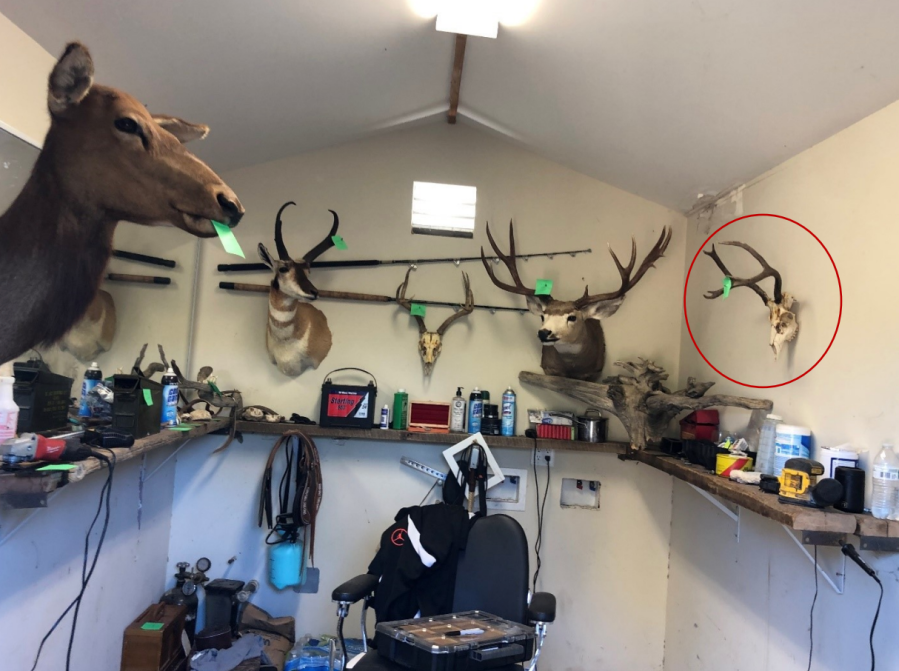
[534,447,555,467]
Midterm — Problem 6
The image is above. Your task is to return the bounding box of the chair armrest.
[528,592,556,623]
[332,574,379,603]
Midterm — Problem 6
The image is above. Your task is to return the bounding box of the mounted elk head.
[0,42,244,364]
[396,268,474,376]
[704,242,798,360]
[482,221,671,381]
[258,202,337,376]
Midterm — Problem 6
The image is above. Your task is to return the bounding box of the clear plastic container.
[872,443,899,520]
[755,414,783,475]
[772,425,811,477]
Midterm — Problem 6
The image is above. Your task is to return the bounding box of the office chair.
[330,513,556,670]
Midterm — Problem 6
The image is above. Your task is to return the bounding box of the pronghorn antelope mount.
[482,221,672,381]
[396,267,474,376]
[0,42,244,364]
[703,241,798,360]
[258,202,337,376]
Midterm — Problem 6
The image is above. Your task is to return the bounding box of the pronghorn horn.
[274,201,296,261]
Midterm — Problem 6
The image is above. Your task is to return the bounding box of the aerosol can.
[161,368,180,426]
[450,387,466,432]
[78,362,102,418]
[501,386,516,437]
[468,387,484,434]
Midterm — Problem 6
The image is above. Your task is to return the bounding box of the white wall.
[666,99,899,670]
[175,121,687,670]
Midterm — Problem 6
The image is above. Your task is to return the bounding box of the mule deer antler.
[703,241,796,359]
[396,268,474,375]
[703,242,783,305]
[480,220,537,297]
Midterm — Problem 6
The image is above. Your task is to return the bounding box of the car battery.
[319,368,377,429]
[375,611,535,671]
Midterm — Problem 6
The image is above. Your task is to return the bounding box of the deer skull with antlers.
[482,221,671,381]
[703,241,798,360]
[257,203,336,376]
[396,268,474,376]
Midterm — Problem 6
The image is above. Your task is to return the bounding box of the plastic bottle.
[501,386,516,437]
[270,538,303,590]
[468,387,483,434]
[161,367,179,426]
[78,362,102,418]
[379,404,390,430]
[391,390,408,430]
[450,387,466,432]
[872,443,899,520]
[772,424,811,477]
[755,414,783,475]
[0,373,19,443]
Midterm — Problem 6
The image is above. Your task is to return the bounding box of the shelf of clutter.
[234,421,627,454]
[636,451,899,550]
[0,418,230,508]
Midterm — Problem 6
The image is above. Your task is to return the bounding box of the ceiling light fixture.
[408,0,539,37]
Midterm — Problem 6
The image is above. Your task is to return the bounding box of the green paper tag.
[535,279,553,296]
[179,423,198,428]
[167,426,193,432]
[410,303,426,317]
[143,389,153,406]
[331,234,348,250]
[212,220,245,258]
[37,463,76,472]
[722,276,732,299]
[141,622,164,631]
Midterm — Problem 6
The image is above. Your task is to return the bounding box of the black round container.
[834,466,865,513]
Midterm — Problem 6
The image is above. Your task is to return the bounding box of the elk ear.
[581,296,625,321]
[152,115,209,143]
[525,295,550,316]
[258,243,276,269]
[48,42,94,116]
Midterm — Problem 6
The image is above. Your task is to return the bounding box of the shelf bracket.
[782,525,846,595]
[688,484,740,542]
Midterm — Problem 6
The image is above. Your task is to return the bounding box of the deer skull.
[397,268,474,376]
[704,242,798,360]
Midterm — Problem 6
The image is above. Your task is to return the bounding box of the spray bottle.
[78,362,102,418]
[161,367,180,426]
[450,387,466,432]
[0,364,19,442]
[468,387,483,434]
[501,386,516,437]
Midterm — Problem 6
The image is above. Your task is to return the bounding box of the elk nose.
[538,329,553,342]
[216,192,244,227]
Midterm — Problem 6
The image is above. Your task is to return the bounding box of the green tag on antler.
[722,276,732,299]
[411,303,427,317]
[212,220,246,258]
[331,235,348,250]
[535,279,553,296]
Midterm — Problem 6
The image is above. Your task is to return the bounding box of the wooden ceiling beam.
[447,34,468,124]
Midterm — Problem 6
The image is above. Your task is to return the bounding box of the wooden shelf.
[636,451,899,548]
[0,418,230,507]
[234,421,628,455]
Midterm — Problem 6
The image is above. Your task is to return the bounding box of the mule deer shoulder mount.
[0,42,244,364]
[258,202,336,376]
[481,221,672,381]
[703,242,798,360]
[396,267,474,376]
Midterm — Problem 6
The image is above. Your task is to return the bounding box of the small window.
[411,181,476,239]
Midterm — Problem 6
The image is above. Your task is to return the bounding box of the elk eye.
[278,267,288,274]
[568,315,577,323]
[114,118,140,134]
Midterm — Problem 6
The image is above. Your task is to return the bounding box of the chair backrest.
[452,514,529,623]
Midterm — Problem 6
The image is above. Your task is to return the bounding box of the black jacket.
[368,503,471,622]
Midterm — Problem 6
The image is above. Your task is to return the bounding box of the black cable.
[807,545,818,671]
[531,437,550,592]
[870,577,883,671]
[31,449,116,671]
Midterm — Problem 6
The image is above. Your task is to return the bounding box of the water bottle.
[161,367,179,426]
[755,414,782,475]
[468,387,483,434]
[872,443,899,520]
[501,386,516,437]
[78,362,102,417]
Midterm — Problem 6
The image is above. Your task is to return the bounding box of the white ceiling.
[4,0,899,211]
